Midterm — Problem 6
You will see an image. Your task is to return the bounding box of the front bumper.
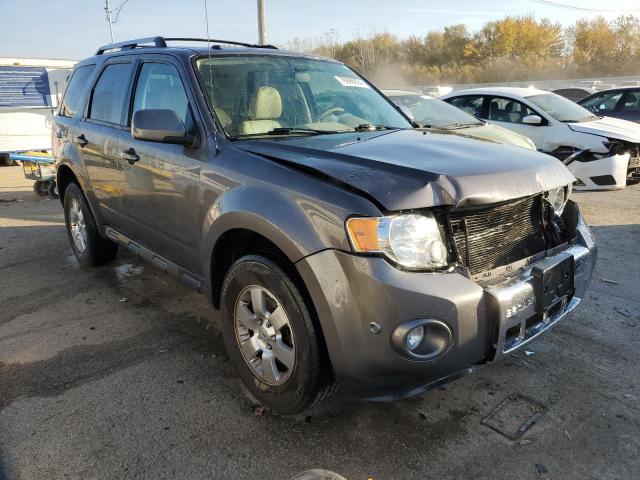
[296,210,596,400]
[568,153,629,190]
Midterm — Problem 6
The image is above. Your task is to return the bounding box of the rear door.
[53,63,96,165]
[79,60,135,226]
[118,56,203,272]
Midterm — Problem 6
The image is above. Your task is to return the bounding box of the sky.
[2,0,640,60]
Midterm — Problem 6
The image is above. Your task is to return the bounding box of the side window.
[88,63,133,125]
[60,65,95,117]
[488,97,535,124]
[131,63,194,132]
[448,96,484,118]
[581,92,622,113]
[621,92,640,112]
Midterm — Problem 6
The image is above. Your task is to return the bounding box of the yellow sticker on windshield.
[334,75,370,88]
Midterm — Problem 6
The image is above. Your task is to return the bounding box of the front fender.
[200,183,373,289]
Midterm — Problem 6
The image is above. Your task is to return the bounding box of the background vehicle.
[53,37,595,415]
[578,87,640,123]
[442,87,640,190]
[383,89,536,150]
[0,57,74,164]
[552,87,595,102]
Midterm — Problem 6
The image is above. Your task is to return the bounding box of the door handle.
[120,147,140,165]
[75,134,88,147]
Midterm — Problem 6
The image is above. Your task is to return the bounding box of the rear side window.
[89,63,133,125]
[448,96,484,118]
[60,65,95,117]
[131,62,193,130]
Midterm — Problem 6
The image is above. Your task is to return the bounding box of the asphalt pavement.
[1,165,639,480]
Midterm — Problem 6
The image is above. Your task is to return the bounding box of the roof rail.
[95,36,167,55]
[164,37,278,49]
[95,36,278,55]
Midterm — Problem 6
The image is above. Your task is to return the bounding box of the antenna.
[203,0,215,125]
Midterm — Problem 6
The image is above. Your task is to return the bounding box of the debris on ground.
[564,430,572,441]
[525,350,535,356]
[119,297,128,303]
[518,438,533,446]
[254,406,269,417]
[535,463,548,475]
[599,278,619,285]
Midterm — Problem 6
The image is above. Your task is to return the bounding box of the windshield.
[526,93,599,123]
[195,55,412,138]
[389,94,482,128]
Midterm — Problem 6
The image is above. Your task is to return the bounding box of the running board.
[104,226,206,292]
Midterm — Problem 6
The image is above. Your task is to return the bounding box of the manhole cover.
[482,393,546,440]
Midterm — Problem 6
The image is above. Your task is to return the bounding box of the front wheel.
[63,182,118,267]
[220,255,334,415]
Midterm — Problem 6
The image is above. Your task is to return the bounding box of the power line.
[530,0,640,13]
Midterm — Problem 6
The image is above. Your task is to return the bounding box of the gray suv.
[53,37,596,414]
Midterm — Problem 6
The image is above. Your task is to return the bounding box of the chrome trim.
[486,241,594,359]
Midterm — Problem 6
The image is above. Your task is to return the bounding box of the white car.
[442,87,640,190]
[383,90,536,151]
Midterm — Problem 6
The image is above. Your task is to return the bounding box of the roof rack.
[95,36,277,55]
[164,37,278,49]
[95,36,167,55]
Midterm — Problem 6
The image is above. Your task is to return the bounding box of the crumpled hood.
[568,116,640,143]
[236,129,575,211]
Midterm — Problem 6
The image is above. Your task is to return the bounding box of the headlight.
[546,184,572,215]
[346,213,449,270]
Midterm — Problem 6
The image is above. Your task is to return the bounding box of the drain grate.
[482,393,546,440]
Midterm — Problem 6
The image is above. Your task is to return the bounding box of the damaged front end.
[550,141,632,190]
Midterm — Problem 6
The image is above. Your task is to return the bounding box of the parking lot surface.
[1,165,639,480]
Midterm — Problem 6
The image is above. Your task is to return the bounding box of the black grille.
[448,195,547,275]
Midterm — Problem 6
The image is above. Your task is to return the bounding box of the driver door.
[118,58,204,273]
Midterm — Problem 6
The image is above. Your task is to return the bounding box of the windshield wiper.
[354,124,400,131]
[232,127,332,139]
[440,122,483,130]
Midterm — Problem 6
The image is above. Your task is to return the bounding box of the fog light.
[405,325,425,351]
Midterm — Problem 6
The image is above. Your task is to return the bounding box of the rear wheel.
[63,182,118,266]
[220,255,334,414]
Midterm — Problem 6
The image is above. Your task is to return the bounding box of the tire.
[48,180,59,199]
[63,182,118,267]
[220,254,334,415]
[33,181,48,196]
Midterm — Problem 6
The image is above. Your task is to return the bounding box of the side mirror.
[132,109,194,145]
[522,114,543,125]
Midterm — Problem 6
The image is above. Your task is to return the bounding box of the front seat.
[239,86,283,135]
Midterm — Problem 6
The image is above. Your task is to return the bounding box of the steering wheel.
[317,107,345,122]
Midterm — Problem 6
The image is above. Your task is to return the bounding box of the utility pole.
[104,0,129,44]
[105,0,115,43]
[257,0,267,45]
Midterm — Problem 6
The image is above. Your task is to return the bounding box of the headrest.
[250,86,282,120]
